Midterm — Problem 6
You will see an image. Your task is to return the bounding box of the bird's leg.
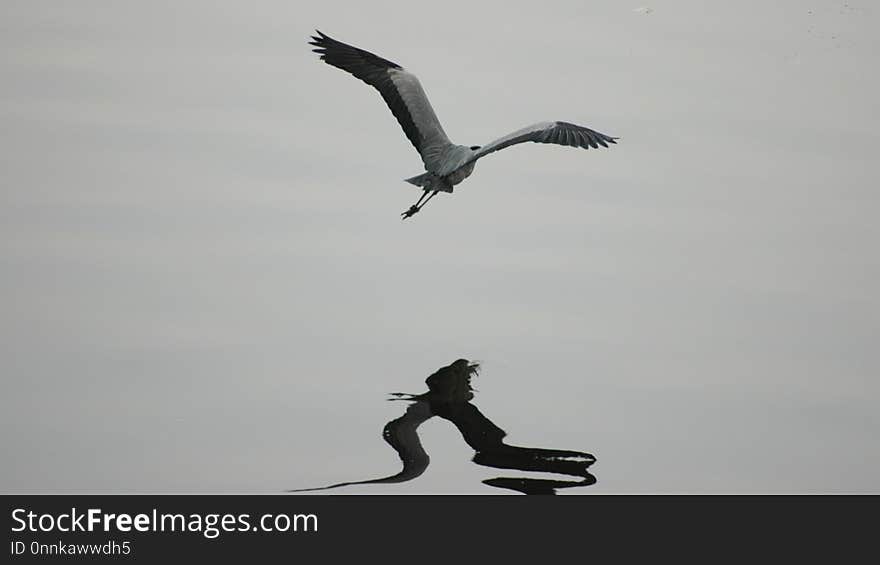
[401,189,430,219]
[419,190,439,211]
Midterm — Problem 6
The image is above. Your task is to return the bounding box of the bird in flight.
[309,30,618,219]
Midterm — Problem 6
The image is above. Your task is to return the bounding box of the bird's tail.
[404,173,453,193]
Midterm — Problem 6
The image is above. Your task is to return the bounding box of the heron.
[308,30,619,219]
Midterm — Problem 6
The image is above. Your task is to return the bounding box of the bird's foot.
[401,205,420,220]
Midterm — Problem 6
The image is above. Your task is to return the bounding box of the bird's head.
[469,145,481,151]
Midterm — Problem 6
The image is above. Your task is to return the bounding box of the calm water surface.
[1,1,878,493]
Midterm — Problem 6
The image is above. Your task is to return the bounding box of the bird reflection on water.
[289,359,596,495]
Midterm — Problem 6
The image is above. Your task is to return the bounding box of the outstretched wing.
[309,30,453,170]
[471,121,618,163]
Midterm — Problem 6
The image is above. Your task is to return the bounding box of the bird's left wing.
[309,31,453,171]
[469,121,618,164]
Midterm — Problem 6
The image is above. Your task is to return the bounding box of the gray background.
[1,0,877,493]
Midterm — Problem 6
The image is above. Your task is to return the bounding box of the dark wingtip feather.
[309,30,332,48]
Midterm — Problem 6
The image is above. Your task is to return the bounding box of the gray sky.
[1,0,878,493]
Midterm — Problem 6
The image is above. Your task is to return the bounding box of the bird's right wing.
[471,121,618,163]
[309,31,453,170]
